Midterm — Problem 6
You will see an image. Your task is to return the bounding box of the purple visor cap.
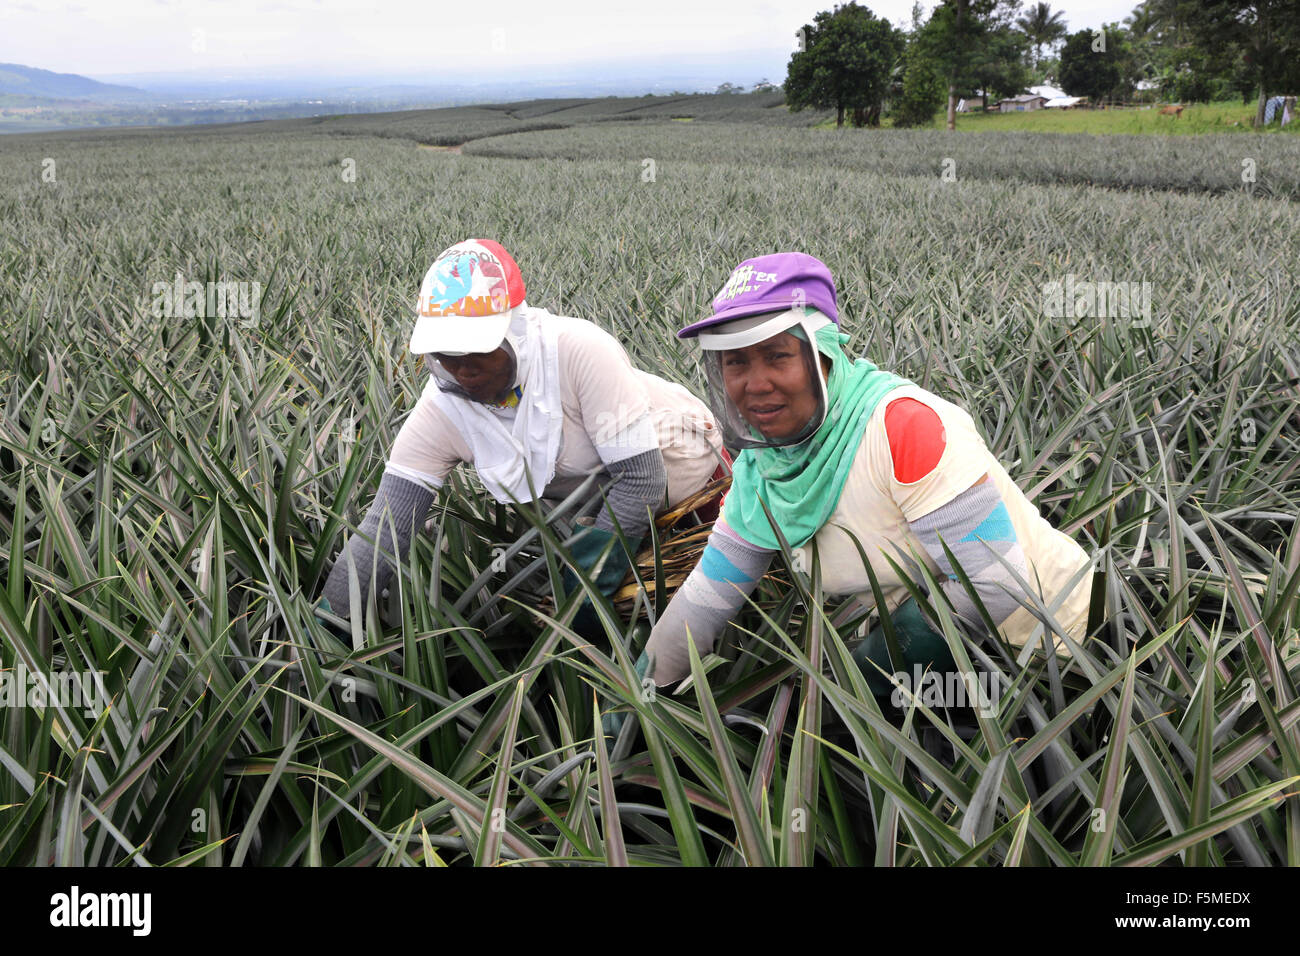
[678,252,839,339]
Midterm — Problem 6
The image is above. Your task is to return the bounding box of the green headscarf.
[723,325,911,550]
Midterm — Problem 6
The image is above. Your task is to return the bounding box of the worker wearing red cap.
[317,239,726,635]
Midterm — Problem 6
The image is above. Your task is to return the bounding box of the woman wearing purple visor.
[643,252,1094,701]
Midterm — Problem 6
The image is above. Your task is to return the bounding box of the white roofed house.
[994,94,1048,112]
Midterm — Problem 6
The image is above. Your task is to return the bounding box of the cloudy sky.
[2,0,1144,79]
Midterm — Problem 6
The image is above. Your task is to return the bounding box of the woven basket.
[613,475,732,616]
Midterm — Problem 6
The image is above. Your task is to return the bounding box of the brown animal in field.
[1158,104,1184,118]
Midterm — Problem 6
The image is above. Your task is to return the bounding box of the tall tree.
[1016,2,1068,68]
[892,8,947,126]
[785,2,905,128]
[924,0,1022,130]
[970,24,1034,108]
[1059,27,1125,102]
[1199,2,1300,125]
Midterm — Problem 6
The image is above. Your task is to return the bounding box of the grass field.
[882,100,1300,136]
[1,95,1299,867]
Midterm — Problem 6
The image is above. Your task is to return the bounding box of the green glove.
[561,526,638,638]
[565,526,635,596]
[601,651,650,743]
[852,598,956,698]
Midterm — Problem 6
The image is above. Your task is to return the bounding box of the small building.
[1043,96,1085,109]
[994,94,1048,112]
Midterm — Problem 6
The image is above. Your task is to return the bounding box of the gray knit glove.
[320,469,436,622]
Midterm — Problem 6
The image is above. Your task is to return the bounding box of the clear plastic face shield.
[698,309,833,450]
[423,337,519,405]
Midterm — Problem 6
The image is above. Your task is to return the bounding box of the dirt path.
[418,143,462,154]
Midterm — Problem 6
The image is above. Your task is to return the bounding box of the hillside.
[0,62,148,101]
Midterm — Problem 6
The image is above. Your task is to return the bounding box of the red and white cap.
[410,239,527,355]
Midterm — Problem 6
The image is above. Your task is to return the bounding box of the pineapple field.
[1,96,1299,867]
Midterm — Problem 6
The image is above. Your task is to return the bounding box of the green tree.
[923,0,1021,130]
[785,2,905,128]
[969,24,1034,109]
[1059,28,1124,102]
[1016,2,1068,68]
[1189,2,1300,124]
[891,40,947,126]
[1126,1,1233,102]
[1097,23,1142,101]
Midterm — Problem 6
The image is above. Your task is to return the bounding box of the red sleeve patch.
[884,398,946,483]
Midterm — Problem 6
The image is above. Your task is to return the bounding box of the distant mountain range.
[0,55,789,134]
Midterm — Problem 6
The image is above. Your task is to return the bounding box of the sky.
[2,0,1145,81]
